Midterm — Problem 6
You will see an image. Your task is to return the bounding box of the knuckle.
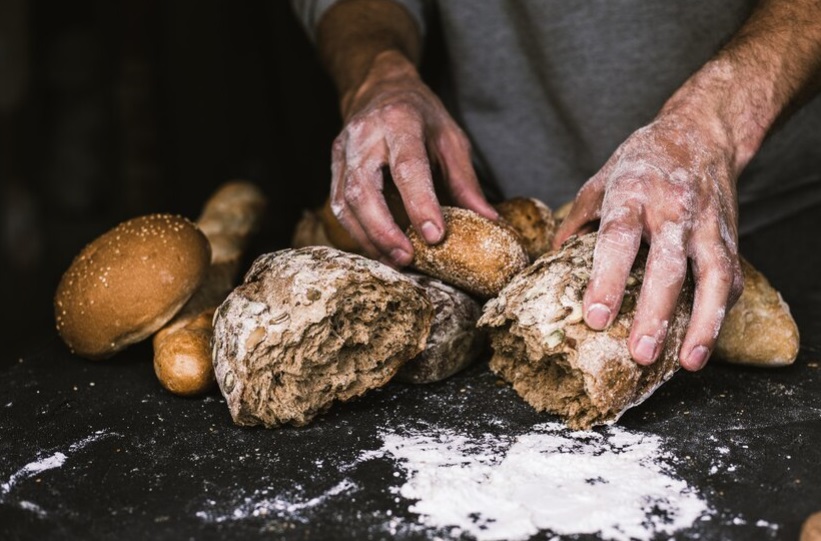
[380,100,421,125]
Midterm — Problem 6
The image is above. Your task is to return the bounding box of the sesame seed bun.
[54,214,211,359]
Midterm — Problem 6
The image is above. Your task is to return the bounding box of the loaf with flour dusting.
[212,246,433,427]
[479,233,694,430]
[396,273,485,384]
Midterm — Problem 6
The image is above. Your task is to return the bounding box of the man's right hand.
[330,50,497,267]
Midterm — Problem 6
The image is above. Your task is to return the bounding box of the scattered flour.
[1,430,114,501]
[195,479,358,523]
[371,422,709,541]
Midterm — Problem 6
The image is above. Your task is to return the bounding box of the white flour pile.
[370,422,709,541]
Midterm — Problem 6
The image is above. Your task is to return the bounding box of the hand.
[554,113,744,371]
[330,50,498,266]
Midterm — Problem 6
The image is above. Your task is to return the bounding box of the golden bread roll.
[54,214,210,359]
[407,207,528,298]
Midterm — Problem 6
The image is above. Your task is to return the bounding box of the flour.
[372,422,710,541]
[195,479,359,523]
[1,430,114,502]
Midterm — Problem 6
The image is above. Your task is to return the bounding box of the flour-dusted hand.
[555,112,743,372]
[315,0,497,267]
[331,50,497,266]
[552,0,821,371]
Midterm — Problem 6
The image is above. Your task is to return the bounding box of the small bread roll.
[408,207,528,298]
[495,197,557,261]
[714,257,800,366]
[802,511,821,541]
[54,214,211,359]
[554,200,574,222]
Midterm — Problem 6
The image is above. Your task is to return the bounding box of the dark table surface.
[1,333,820,541]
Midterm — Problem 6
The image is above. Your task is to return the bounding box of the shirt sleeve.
[289,0,428,42]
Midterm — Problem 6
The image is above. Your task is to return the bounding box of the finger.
[345,164,414,266]
[433,123,498,221]
[678,244,740,372]
[628,224,688,365]
[582,207,642,331]
[384,122,445,245]
[330,137,380,258]
[552,179,605,249]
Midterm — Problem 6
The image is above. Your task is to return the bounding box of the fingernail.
[390,248,411,266]
[635,335,657,364]
[686,345,710,370]
[586,303,611,330]
[420,221,443,244]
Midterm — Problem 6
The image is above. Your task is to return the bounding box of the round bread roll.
[54,214,211,359]
[802,511,821,541]
[495,197,557,261]
[408,206,528,299]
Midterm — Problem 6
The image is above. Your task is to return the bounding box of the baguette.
[152,181,266,396]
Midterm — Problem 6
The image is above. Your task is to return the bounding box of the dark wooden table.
[1,333,820,541]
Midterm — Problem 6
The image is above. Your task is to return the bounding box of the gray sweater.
[293,0,821,234]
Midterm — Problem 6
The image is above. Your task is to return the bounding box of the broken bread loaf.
[212,246,434,427]
[396,274,485,384]
[479,233,694,430]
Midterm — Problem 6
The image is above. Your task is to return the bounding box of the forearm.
[316,0,422,118]
[659,0,821,175]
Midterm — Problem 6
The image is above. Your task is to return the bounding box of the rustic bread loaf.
[212,246,434,427]
[479,233,694,430]
[153,181,267,396]
[54,214,211,359]
[408,206,528,299]
[495,197,557,261]
[714,257,800,367]
[396,273,485,384]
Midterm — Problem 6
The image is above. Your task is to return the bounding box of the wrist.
[341,49,421,120]
[658,58,778,177]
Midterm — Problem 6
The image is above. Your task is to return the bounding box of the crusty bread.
[495,197,557,261]
[408,206,528,298]
[479,233,694,430]
[714,257,800,367]
[153,181,267,396]
[212,246,434,427]
[54,214,211,359]
[396,273,485,384]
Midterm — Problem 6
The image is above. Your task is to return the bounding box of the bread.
[802,511,821,541]
[408,206,528,298]
[553,200,574,223]
[152,181,267,396]
[291,207,334,250]
[714,257,799,366]
[54,214,211,359]
[212,246,434,427]
[395,273,485,384]
[479,233,694,430]
[495,197,557,261]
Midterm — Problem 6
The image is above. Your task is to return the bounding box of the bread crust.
[495,197,557,261]
[714,257,800,366]
[396,273,485,384]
